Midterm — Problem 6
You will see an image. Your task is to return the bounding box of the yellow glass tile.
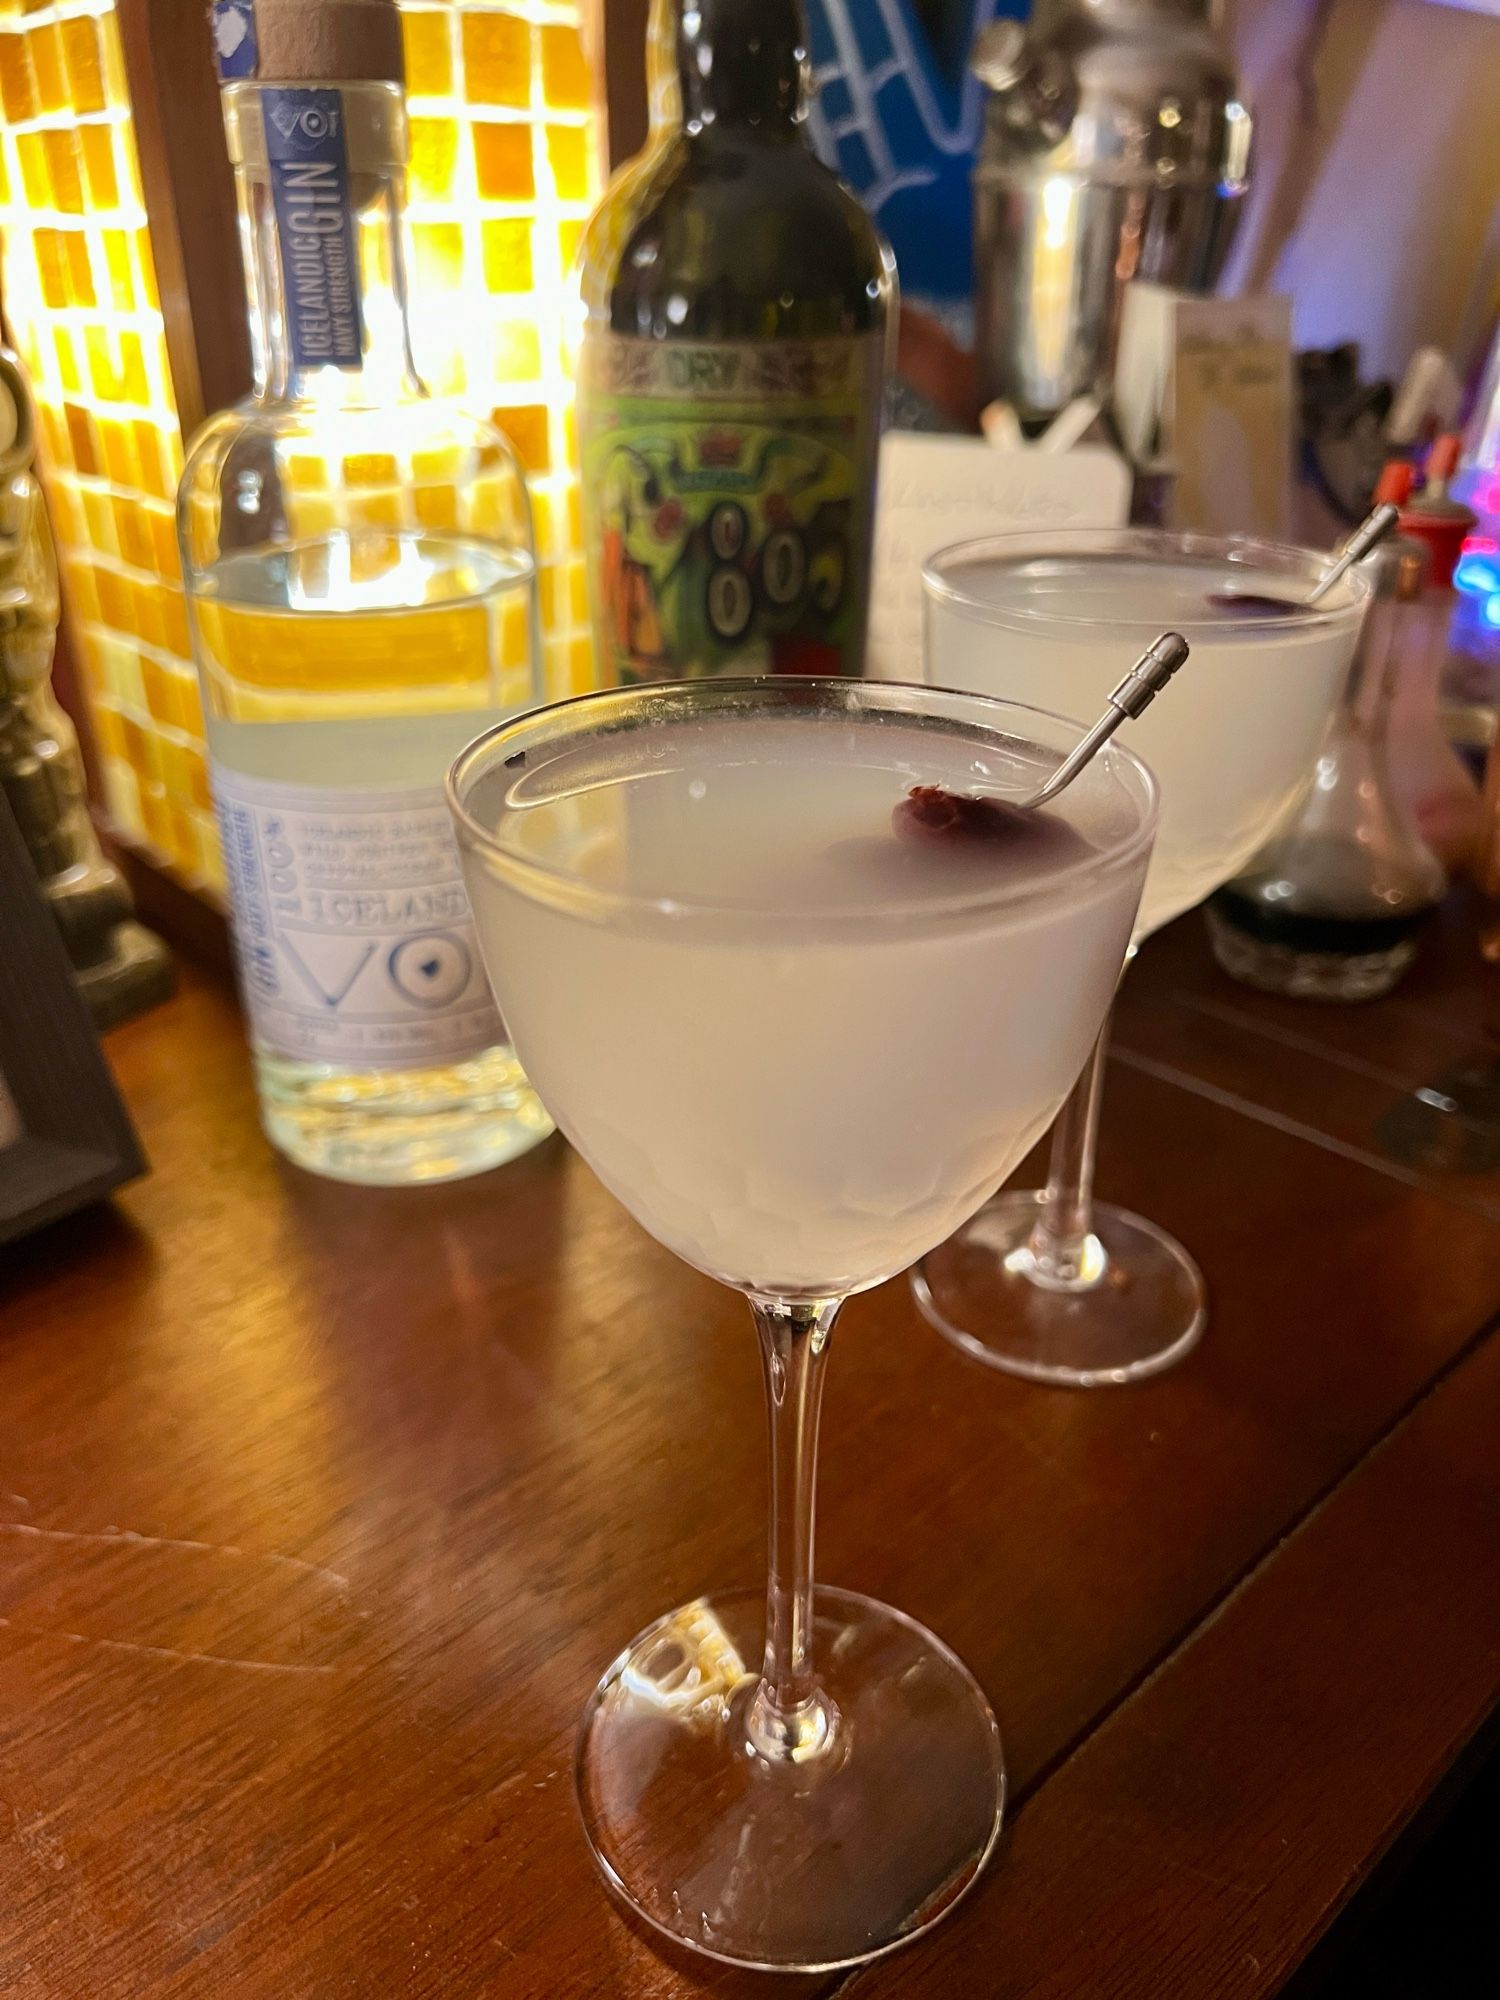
[149,507,179,576]
[288,493,338,538]
[119,712,158,784]
[103,230,135,311]
[563,401,578,469]
[28,23,65,111]
[411,444,460,486]
[99,417,138,488]
[102,758,143,841]
[481,218,532,293]
[0,142,8,205]
[79,125,119,207]
[85,326,115,399]
[489,317,541,383]
[63,230,95,306]
[16,132,48,208]
[411,220,463,290]
[0,29,37,121]
[402,10,453,98]
[133,421,168,499]
[537,564,558,626]
[159,430,184,489]
[558,220,583,272]
[38,402,70,469]
[530,487,554,553]
[413,482,458,530]
[167,803,200,875]
[46,324,77,394]
[96,569,134,632]
[492,401,548,473]
[566,482,582,544]
[282,452,328,492]
[540,24,591,112]
[186,746,212,812]
[460,10,530,107]
[118,330,149,404]
[170,671,202,734]
[97,10,126,109]
[63,401,100,476]
[499,587,528,667]
[546,125,589,202]
[115,495,154,571]
[42,129,84,214]
[134,231,158,309]
[343,451,399,486]
[473,121,533,201]
[408,116,457,201]
[83,490,118,557]
[567,632,593,692]
[568,557,589,624]
[58,15,105,114]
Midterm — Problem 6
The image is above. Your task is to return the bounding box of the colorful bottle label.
[578,334,884,682]
[212,767,503,1069]
[262,87,364,371]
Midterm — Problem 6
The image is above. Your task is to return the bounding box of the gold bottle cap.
[210,0,405,87]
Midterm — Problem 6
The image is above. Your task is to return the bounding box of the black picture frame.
[0,790,145,1243]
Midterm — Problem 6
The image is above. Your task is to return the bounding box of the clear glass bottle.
[1207,539,1446,1000]
[180,0,551,1183]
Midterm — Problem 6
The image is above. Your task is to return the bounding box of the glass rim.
[446,676,1160,926]
[922,526,1374,635]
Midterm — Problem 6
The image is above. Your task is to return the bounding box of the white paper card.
[869,433,1130,681]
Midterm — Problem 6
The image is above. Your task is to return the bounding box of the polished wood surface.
[1,903,1497,1997]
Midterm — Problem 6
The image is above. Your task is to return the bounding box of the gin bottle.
[180,0,551,1183]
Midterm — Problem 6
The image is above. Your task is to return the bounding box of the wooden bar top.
[1,901,1498,1998]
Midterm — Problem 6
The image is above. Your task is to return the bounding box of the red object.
[769,633,842,675]
[1374,461,1414,507]
[1402,433,1477,588]
[1426,433,1463,484]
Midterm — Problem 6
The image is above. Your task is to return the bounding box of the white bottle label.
[212,766,503,1070]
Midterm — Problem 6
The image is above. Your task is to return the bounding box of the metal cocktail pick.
[1307,502,1400,606]
[1019,631,1190,810]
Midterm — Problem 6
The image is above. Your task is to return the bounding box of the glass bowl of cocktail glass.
[912,526,1376,1388]
[448,677,1158,1972]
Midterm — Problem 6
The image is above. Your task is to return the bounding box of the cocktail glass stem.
[1022,1010,1112,1291]
[745,1293,842,1763]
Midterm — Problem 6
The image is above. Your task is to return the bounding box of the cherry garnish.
[893,786,1089,861]
[1207,591,1302,618]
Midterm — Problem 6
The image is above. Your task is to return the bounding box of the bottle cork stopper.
[212,0,405,85]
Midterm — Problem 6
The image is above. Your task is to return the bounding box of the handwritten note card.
[868,434,1130,681]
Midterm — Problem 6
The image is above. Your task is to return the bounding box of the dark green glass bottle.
[577,0,895,683]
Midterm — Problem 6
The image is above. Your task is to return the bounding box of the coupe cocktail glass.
[916,529,1370,1386]
[448,677,1156,1970]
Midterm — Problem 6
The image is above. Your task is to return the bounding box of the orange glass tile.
[133,421,168,499]
[16,132,48,208]
[567,632,592,690]
[402,10,452,97]
[343,451,399,486]
[79,125,119,207]
[115,495,154,571]
[34,230,69,308]
[90,700,125,762]
[138,783,173,855]
[407,116,457,201]
[492,401,549,473]
[133,579,165,647]
[540,24,591,112]
[348,488,405,529]
[58,15,105,114]
[96,567,135,631]
[42,129,85,214]
[118,713,159,786]
[481,218,532,293]
[546,125,589,202]
[460,10,530,107]
[148,507,179,577]
[140,652,178,724]
[64,557,100,627]
[537,564,559,626]
[28,23,65,110]
[38,402,70,469]
[103,230,135,311]
[568,558,589,624]
[413,482,459,531]
[63,230,95,306]
[0,29,37,121]
[473,121,533,201]
[97,9,126,109]
[162,588,192,659]
[63,401,100,476]
[411,220,463,289]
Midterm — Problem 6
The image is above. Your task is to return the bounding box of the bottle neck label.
[263,87,365,372]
